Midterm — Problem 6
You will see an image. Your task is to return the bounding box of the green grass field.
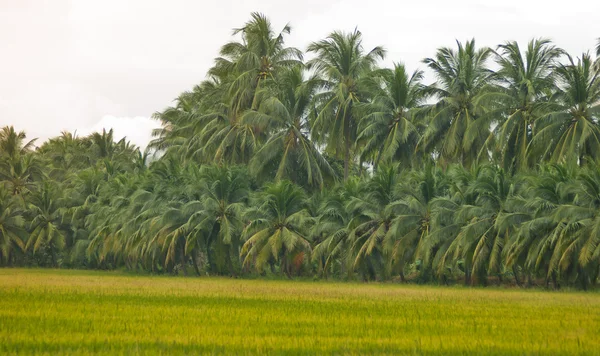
[1,269,599,355]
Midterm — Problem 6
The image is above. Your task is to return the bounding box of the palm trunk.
[344,139,350,181]
[578,266,589,291]
[50,245,57,267]
[180,242,188,276]
[464,260,472,286]
[227,245,236,277]
[343,118,351,181]
[512,266,522,287]
[191,251,201,276]
[551,271,560,290]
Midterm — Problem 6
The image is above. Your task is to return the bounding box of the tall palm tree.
[246,66,336,188]
[190,13,303,165]
[420,40,493,167]
[241,180,312,276]
[357,63,428,169]
[532,53,600,165]
[487,39,563,172]
[307,29,386,180]
[210,12,303,113]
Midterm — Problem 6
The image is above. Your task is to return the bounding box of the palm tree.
[505,164,573,287]
[357,63,428,169]
[347,165,401,280]
[188,165,249,275]
[0,126,41,196]
[147,200,200,275]
[25,182,66,266]
[386,165,449,281]
[487,39,563,172]
[0,153,43,196]
[241,180,312,276]
[0,186,26,265]
[532,53,600,165]
[307,29,386,180]
[311,178,361,278]
[246,66,336,188]
[210,12,303,113]
[542,164,600,289]
[420,40,493,167]
[0,126,36,161]
[150,82,224,158]
[595,38,600,70]
[188,13,303,165]
[440,165,525,285]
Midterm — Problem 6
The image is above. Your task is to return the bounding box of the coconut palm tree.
[246,66,336,188]
[420,40,493,167]
[311,178,361,278]
[189,13,303,165]
[187,165,250,275]
[347,165,401,280]
[25,182,66,266]
[532,53,600,165]
[38,131,90,174]
[241,180,312,276]
[307,29,386,180]
[210,12,303,113]
[543,164,600,289]
[0,186,26,265]
[385,165,449,281]
[595,38,600,70]
[356,63,428,169]
[0,126,37,159]
[440,165,526,285]
[486,39,563,172]
[0,126,42,196]
[505,164,573,287]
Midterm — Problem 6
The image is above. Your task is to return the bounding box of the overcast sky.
[1,0,598,148]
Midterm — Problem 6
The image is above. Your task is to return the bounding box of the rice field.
[0,269,599,355]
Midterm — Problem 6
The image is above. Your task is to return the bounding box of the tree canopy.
[2,13,600,289]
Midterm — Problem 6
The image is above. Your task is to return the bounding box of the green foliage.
[2,14,600,289]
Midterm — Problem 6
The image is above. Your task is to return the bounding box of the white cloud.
[77,115,161,150]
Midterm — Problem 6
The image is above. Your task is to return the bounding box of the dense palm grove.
[2,14,600,289]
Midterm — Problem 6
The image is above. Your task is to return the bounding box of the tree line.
[1,13,600,289]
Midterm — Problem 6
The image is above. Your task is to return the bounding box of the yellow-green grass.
[1,269,599,355]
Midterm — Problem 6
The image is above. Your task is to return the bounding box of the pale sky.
[1,0,598,148]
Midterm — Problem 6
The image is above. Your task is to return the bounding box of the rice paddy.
[1,269,599,355]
